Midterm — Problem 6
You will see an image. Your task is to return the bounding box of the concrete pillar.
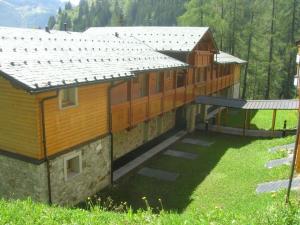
[199,104,207,123]
[186,104,197,133]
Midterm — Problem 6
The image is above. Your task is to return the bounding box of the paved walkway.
[256,177,300,194]
[181,138,214,147]
[138,167,179,181]
[268,143,295,153]
[265,156,293,169]
[113,130,187,182]
[163,149,198,160]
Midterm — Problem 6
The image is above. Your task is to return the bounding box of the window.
[60,87,78,109]
[64,152,82,181]
[176,70,186,88]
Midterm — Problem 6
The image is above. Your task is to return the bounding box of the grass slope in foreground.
[1,133,300,224]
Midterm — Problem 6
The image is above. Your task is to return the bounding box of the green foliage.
[179,0,300,99]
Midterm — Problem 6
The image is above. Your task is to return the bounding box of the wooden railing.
[111,73,238,132]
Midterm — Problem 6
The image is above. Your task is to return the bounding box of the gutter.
[108,80,130,185]
[40,90,59,205]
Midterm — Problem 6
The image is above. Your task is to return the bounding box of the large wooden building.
[0,26,245,205]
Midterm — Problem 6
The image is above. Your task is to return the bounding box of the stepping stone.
[256,177,300,194]
[181,138,214,147]
[163,149,198,160]
[268,143,295,153]
[137,167,179,181]
[265,156,293,169]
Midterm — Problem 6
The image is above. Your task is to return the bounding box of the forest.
[49,0,300,100]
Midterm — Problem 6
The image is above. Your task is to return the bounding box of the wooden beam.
[272,109,277,134]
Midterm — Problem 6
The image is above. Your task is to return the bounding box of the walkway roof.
[196,96,298,110]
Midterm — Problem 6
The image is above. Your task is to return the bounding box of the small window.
[64,152,82,181]
[60,88,78,109]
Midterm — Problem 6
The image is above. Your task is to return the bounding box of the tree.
[48,16,56,29]
[265,0,275,99]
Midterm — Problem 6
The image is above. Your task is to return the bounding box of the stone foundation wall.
[0,155,48,202]
[50,135,111,205]
[113,111,176,160]
[0,135,111,206]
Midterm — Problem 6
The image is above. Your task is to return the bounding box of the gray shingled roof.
[215,51,247,64]
[0,27,187,92]
[196,96,298,110]
[85,27,210,52]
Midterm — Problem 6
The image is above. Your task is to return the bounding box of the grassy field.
[221,109,298,130]
[1,132,299,224]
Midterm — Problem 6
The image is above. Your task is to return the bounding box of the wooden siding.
[39,83,109,156]
[0,76,42,158]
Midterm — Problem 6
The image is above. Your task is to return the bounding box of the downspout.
[108,79,130,185]
[40,90,59,205]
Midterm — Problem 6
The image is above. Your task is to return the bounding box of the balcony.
[111,74,237,133]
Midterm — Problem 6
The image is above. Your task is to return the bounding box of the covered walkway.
[196,96,298,134]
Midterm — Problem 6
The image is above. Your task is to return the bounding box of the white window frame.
[59,87,79,110]
[64,151,82,181]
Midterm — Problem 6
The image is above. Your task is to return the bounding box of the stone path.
[138,167,179,181]
[268,143,295,153]
[181,138,214,147]
[163,149,198,160]
[113,130,187,182]
[265,156,293,169]
[256,177,300,194]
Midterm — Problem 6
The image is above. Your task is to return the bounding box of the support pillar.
[186,104,197,133]
[271,109,277,135]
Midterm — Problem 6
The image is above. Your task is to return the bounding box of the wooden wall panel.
[175,87,185,107]
[111,102,130,133]
[149,94,162,118]
[131,97,148,125]
[0,76,42,158]
[42,83,109,156]
[111,81,128,105]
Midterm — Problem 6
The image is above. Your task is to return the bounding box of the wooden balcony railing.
[111,73,238,132]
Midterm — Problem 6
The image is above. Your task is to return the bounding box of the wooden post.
[272,109,277,135]
[243,110,248,136]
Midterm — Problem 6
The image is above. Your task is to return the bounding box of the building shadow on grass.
[82,130,283,213]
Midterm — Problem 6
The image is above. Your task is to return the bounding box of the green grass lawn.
[96,132,298,220]
[221,109,298,130]
[1,132,299,224]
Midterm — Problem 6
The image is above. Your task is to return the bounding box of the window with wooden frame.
[59,87,78,109]
[176,70,186,88]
